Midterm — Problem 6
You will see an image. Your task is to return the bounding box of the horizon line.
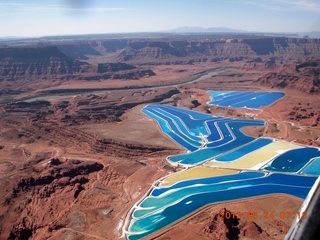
[0,29,319,40]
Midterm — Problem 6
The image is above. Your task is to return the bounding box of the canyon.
[0,33,319,239]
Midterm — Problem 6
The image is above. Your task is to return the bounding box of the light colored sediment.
[203,140,303,169]
[159,167,239,187]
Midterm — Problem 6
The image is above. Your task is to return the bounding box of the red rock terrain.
[0,47,155,97]
[2,158,103,239]
[0,34,320,240]
[254,60,320,94]
[1,83,318,239]
[146,196,301,240]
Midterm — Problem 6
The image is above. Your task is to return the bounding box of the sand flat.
[159,167,239,187]
[203,140,303,169]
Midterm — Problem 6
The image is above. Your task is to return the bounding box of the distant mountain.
[0,36,28,41]
[166,28,320,38]
[300,31,320,38]
[167,26,247,33]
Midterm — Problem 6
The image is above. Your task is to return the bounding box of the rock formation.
[1,158,103,239]
[0,34,319,240]
[0,47,84,78]
[53,37,320,63]
[255,60,320,94]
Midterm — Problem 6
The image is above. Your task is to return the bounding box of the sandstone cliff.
[255,60,320,94]
[55,37,320,63]
[0,47,84,78]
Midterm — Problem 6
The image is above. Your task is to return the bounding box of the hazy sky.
[0,0,320,37]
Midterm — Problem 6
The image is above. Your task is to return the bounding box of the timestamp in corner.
[219,211,307,220]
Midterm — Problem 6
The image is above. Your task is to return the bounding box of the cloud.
[240,0,320,12]
[0,2,134,16]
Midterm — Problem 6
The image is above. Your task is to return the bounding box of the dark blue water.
[157,104,213,120]
[146,108,202,145]
[216,138,273,162]
[205,119,223,141]
[207,91,285,109]
[142,104,265,163]
[168,120,265,165]
[142,108,199,151]
[156,104,213,135]
[263,147,320,173]
[207,119,234,145]
[155,108,202,140]
[207,121,264,148]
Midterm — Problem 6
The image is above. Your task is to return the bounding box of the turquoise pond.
[127,172,317,240]
[301,157,320,175]
[207,91,285,109]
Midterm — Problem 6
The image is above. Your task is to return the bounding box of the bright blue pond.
[127,104,320,240]
[151,171,265,197]
[142,104,265,165]
[169,121,265,165]
[301,157,320,175]
[142,108,199,151]
[262,147,320,173]
[207,91,285,109]
[134,173,315,218]
[153,104,213,135]
[216,138,273,162]
[127,172,317,240]
[205,120,223,141]
[154,108,202,142]
[145,108,201,146]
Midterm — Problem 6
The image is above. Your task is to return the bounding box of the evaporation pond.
[207,91,285,109]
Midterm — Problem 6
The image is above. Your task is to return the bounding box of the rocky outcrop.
[1,37,319,95]
[2,88,181,158]
[53,37,320,63]
[203,208,240,239]
[287,104,319,125]
[25,89,179,124]
[203,208,269,240]
[240,221,268,238]
[255,60,320,94]
[57,43,102,60]
[0,47,85,78]
[57,39,129,59]
[80,68,155,81]
[117,37,319,62]
[0,46,155,95]
[117,40,253,62]
[11,159,103,197]
[2,158,103,240]
[97,62,136,73]
[83,62,155,81]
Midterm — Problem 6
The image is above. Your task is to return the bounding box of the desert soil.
[0,61,319,240]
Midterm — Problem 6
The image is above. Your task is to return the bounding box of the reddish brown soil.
[146,195,302,240]
[0,38,319,239]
